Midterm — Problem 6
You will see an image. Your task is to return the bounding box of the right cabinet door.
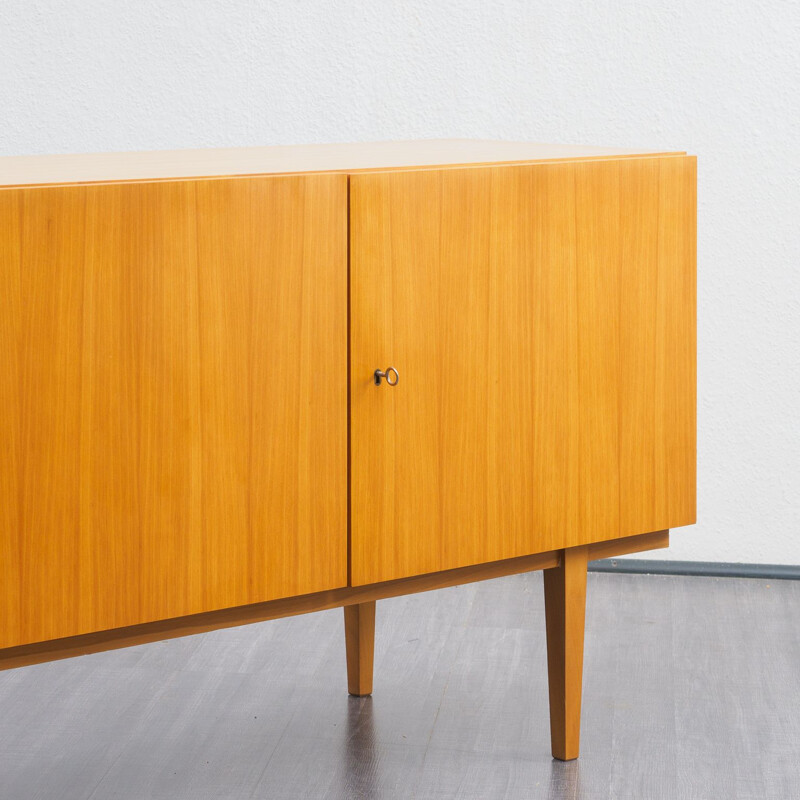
[350,157,696,585]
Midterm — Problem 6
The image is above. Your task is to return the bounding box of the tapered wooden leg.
[344,601,376,696]
[543,545,589,761]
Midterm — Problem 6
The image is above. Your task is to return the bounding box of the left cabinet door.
[0,174,347,649]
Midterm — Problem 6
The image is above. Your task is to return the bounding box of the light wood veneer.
[0,139,682,187]
[350,158,695,584]
[0,530,668,673]
[0,139,695,761]
[0,175,347,649]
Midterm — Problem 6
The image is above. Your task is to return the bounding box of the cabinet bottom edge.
[0,529,668,671]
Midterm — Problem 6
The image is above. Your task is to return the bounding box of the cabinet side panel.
[659,157,697,526]
[0,174,347,649]
[618,157,697,534]
[619,159,662,533]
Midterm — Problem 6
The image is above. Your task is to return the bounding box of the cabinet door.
[350,158,695,585]
[0,174,347,649]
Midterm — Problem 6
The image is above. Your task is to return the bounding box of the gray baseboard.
[587,558,800,581]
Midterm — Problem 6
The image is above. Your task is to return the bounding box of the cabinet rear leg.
[543,545,588,760]
[344,601,376,696]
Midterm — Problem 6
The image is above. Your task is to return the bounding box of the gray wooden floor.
[1,572,798,799]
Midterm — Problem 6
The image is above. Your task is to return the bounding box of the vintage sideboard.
[0,140,696,760]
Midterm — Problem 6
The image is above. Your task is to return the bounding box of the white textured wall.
[2,1,799,564]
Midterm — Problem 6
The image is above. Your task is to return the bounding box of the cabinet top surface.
[0,139,686,188]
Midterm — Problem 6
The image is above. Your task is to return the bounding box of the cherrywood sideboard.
[0,139,696,760]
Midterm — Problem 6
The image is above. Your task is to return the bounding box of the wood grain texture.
[350,157,696,585]
[344,601,376,696]
[0,139,683,189]
[575,163,620,543]
[0,547,561,670]
[0,174,347,649]
[543,545,589,761]
[0,530,665,672]
[587,529,669,561]
[619,157,697,534]
[0,529,667,671]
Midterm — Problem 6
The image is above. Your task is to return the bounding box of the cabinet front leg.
[344,601,376,696]
[543,545,589,761]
